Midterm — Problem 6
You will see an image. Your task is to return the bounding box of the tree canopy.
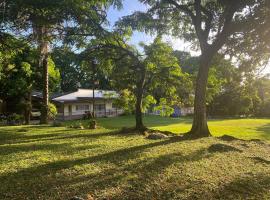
[118,0,270,137]
[83,36,184,129]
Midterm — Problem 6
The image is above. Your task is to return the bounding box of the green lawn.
[92,115,270,140]
[0,116,269,199]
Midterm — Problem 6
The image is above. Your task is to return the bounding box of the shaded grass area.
[0,119,270,199]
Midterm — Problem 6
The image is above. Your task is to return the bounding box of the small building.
[171,106,194,117]
[52,89,123,120]
[149,105,194,117]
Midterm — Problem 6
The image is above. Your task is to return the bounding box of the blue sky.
[107,0,200,55]
[107,0,154,46]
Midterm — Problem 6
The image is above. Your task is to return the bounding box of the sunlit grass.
[95,115,270,140]
[0,116,269,199]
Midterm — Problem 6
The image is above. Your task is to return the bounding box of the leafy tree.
[254,76,270,116]
[86,36,183,130]
[0,33,60,123]
[3,0,122,123]
[51,47,81,92]
[52,46,113,92]
[0,34,33,122]
[119,0,270,137]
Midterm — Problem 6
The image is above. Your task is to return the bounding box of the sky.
[107,0,200,56]
[107,0,152,45]
[107,0,270,74]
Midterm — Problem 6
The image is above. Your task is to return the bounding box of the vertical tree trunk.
[40,49,49,124]
[25,89,32,125]
[135,66,146,131]
[135,87,144,130]
[38,26,50,124]
[189,52,213,137]
[92,87,95,118]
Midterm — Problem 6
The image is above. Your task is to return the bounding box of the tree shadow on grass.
[62,148,211,199]
[0,142,71,156]
[0,128,117,145]
[212,173,270,200]
[2,133,268,200]
[0,142,101,156]
[0,126,67,145]
[255,123,270,141]
[0,136,202,198]
[0,136,212,199]
[250,156,270,165]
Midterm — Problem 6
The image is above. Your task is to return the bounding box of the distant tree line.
[174,50,270,118]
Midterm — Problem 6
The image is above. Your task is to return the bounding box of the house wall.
[148,106,194,117]
[57,99,122,120]
[180,107,194,116]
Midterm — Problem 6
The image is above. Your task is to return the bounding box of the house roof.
[31,90,75,100]
[52,89,118,102]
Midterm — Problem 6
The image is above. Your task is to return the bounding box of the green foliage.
[142,95,156,113]
[88,120,97,129]
[48,58,61,92]
[6,113,24,125]
[0,35,32,94]
[113,89,136,114]
[207,71,270,117]
[4,0,123,44]
[86,36,184,127]
[153,98,174,117]
[120,0,270,61]
[51,47,82,92]
[48,103,57,120]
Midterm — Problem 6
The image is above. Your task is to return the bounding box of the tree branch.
[165,0,208,50]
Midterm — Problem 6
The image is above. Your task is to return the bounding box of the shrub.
[6,113,24,126]
[89,120,97,129]
[0,114,7,125]
[48,103,57,120]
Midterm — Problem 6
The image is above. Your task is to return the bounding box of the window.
[76,105,89,111]
[94,104,105,111]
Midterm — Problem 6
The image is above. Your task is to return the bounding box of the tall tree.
[118,0,270,137]
[3,0,122,123]
[85,36,182,130]
[0,33,60,123]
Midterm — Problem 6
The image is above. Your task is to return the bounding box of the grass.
[71,115,270,140]
[0,115,269,199]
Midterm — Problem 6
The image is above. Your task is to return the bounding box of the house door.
[68,105,72,116]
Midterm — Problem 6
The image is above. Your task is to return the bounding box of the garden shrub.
[6,113,24,125]
[89,120,97,129]
[48,103,57,120]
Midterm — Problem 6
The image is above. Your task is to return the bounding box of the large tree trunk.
[135,87,144,130]
[40,50,49,124]
[189,52,214,137]
[24,90,32,125]
[135,66,146,131]
[38,26,50,124]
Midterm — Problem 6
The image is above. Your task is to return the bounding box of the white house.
[52,89,123,120]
